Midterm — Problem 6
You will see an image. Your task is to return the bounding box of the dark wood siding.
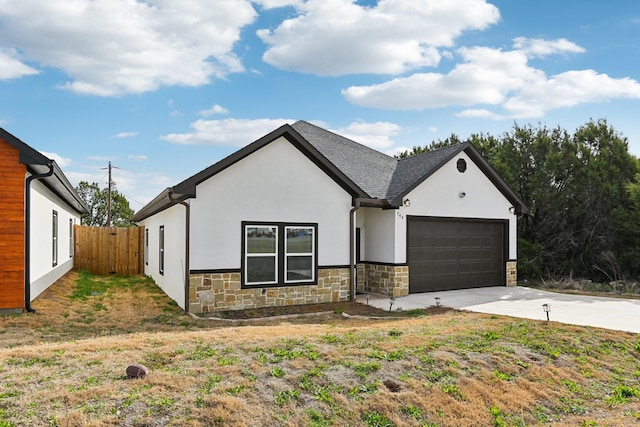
[0,138,26,310]
[408,217,505,293]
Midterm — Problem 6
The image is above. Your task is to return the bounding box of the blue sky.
[1,0,639,211]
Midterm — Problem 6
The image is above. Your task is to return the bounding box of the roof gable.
[132,121,528,221]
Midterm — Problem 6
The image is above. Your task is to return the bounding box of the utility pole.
[107,161,112,227]
[101,162,119,227]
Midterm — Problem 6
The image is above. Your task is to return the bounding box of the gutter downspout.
[349,199,361,301]
[168,192,190,312]
[24,162,55,313]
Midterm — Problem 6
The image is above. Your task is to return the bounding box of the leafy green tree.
[400,119,640,281]
[75,181,135,227]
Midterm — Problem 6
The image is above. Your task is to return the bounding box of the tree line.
[399,119,640,282]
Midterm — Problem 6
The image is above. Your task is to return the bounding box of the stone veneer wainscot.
[188,267,350,314]
[357,263,409,298]
[506,261,517,287]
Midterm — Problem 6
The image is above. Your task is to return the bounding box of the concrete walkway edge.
[360,286,640,334]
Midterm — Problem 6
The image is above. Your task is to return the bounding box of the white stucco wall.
[140,204,187,308]
[29,180,82,300]
[357,207,397,263]
[189,136,353,270]
[393,151,517,264]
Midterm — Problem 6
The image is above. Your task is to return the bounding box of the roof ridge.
[294,120,399,163]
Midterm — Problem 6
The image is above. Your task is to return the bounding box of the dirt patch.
[207,300,453,320]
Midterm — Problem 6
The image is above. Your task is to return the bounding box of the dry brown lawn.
[0,271,639,426]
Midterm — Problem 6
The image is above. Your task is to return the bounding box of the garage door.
[408,217,505,293]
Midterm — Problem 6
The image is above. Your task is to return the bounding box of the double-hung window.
[244,225,278,285]
[285,226,314,283]
[243,222,316,286]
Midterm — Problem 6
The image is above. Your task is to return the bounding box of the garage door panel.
[408,218,505,293]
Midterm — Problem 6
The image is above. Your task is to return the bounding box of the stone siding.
[506,261,517,287]
[189,268,350,314]
[358,263,409,297]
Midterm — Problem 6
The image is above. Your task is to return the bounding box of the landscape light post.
[542,303,550,321]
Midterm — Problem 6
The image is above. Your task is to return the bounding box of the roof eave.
[136,123,371,221]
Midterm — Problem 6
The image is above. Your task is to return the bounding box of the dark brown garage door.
[408,217,506,293]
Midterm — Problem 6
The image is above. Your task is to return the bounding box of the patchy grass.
[0,271,639,426]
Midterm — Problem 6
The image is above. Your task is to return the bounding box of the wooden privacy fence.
[74,225,145,276]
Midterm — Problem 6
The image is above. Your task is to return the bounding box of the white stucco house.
[132,121,527,314]
[0,128,89,313]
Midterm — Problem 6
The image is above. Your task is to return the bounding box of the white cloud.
[161,118,295,146]
[114,132,138,139]
[198,104,230,117]
[253,0,302,9]
[258,0,499,75]
[456,109,504,120]
[41,151,72,168]
[128,154,148,162]
[87,156,117,162]
[385,146,411,157]
[512,37,585,58]
[0,48,39,80]
[503,70,640,118]
[331,121,401,150]
[343,40,640,119]
[0,0,257,95]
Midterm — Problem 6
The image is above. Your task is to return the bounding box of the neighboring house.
[0,128,89,313]
[132,121,527,314]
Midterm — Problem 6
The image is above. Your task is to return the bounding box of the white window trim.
[69,218,74,258]
[244,224,278,286]
[284,226,315,284]
[52,210,58,267]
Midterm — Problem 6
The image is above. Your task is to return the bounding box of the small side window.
[159,226,164,275]
[52,211,58,267]
[145,228,149,266]
[69,219,74,258]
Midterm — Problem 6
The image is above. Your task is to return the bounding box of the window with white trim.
[285,226,315,283]
[159,225,164,275]
[244,225,278,285]
[145,228,149,266]
[242,222,317,286]
[69,218,74,258]
[52,211,58,267]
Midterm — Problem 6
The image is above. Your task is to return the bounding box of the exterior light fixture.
[365,293,370,306]
[509,206,515,214]
[389,296,396,312]
[435,297,441,307]
[458,191,466,198]
[403,198,411,207]
[542,303,550,321]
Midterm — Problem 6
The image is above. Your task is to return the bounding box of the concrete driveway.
[362,286,640,334]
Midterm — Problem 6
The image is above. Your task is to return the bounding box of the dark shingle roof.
[291,121,396,200]
[386,144,467,204]
[132,120,528,221]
